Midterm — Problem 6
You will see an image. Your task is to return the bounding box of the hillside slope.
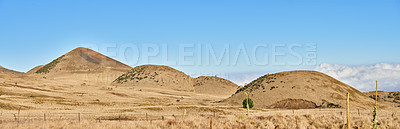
[26,65,44,74]
[113,65,194,91]
[34,47,131,74]
[113,65,239,95]
[224,71,380,109]
[0,66,24,75]
[194,76,239,97]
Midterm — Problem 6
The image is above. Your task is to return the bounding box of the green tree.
[242,98,254,108]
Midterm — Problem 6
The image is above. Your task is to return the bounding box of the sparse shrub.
[242,98,254,108]
[373,80,378,129]
[395,96,400,100]
[393,111,395,119]
[372,106,378,129]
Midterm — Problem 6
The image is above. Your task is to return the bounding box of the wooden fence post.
[213,111,216,118]
[346,92,350,129]
[146,112,148,121]
[17,107,21,122]
[210,116,213,129]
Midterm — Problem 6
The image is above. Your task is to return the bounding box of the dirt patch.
[108,92,130,97]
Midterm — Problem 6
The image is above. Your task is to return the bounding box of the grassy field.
[0,108,398,129]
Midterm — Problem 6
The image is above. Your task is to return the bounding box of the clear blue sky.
[1,1,400,88]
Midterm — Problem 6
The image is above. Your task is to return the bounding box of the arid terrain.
[0,47,399,128]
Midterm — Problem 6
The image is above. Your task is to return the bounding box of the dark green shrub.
[327,103,341,108]
[242,98,254,108]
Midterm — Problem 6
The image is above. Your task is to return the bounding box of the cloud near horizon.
[315,63,400,92]
[228,72,266,86]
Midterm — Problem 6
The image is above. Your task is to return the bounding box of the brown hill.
[224,71,380,109]
[194,76,239,97]
[113,65,195,92]
[0,66,24,75]
[31,47,132,83]
[364,91,400,107]
[113,65,239,95]
[26,65,44,74]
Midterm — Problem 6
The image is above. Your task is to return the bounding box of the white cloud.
[315,63,400,92]
[227,72,266,86]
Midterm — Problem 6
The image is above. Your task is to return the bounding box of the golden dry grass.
[0,109,399,129]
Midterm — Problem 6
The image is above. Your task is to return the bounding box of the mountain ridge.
[34,47,132,74]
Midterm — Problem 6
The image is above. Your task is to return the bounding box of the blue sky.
[1,0,399,91]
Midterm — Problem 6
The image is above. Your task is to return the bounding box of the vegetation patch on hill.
[36,55,65,73]
[235,74,277,94]
[113,67,158,83]
[269,99,317,109]
[368,91,400,105]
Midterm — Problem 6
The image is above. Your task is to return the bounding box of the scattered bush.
[369,95,380,100]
